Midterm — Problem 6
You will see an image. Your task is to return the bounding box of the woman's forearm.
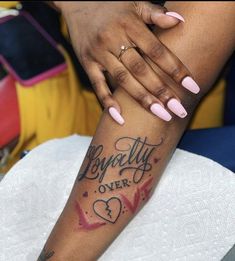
[38,90,189,261]
[38,2,235,260]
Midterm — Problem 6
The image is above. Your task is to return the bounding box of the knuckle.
[154,84,168,97]
[129,59,147,75]
[133,1,143,16]
[171,67,182,79]
[161,6,168,13]
[154,84,173,104]
[113,68,129,86]
[148,42,164,60]
[79,52,90,67]
[100,93,112,106]
[170,65,186,82]
[119,16,131,29]
[137,92,152,108]
[96,29,111,44]
[91,79,102,91]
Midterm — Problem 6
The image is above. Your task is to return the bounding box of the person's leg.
[178,126,235,172]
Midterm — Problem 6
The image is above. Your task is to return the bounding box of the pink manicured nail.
[108,107,125,125]
[150,103,172,121]
[165,12,185,23]
[167,98,187,118]
[182,76,200,94]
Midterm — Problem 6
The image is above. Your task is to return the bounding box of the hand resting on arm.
[38,2,235,260]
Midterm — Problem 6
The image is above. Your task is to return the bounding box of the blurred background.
[0,1,234,177]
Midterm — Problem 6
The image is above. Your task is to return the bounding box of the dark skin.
[55,1,199,123]
[38,2,235,261]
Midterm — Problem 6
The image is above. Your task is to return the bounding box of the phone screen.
[0,13,65,81]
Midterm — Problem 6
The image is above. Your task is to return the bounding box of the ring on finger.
[118,45,137,61]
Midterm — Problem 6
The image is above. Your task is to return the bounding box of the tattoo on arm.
[93,197,122,223]
[75,200,106,230]
[75,136,162,229]
[38,137,161,256]
[77,136,162,183]
[37,248,55,261]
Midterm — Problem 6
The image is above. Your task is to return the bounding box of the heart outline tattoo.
[93,197,122,224]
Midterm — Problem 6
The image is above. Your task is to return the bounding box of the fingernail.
[167,98,187,118]
[165,12,185,23]
[108,107,125,125]
[182,76,200,94]
[150,103,172,121]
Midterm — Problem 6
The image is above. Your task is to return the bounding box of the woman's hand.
[55,1,200,124]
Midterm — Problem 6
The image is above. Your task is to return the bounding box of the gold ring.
[118,45,136,61]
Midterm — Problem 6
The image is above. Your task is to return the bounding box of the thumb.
[135,2,185,29]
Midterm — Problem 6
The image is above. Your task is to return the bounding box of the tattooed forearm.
[78,136,162,183]
[75,136,162,228]
[37,248,55,261]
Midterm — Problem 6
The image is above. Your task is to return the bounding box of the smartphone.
[0,11,67,86]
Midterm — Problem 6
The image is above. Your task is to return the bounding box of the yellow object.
[0,1,226,173]
[3,54,225,173]
[189,80,225,129]
[0,2,18,8]
[2,46,101,173]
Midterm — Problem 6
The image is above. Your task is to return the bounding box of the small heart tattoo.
[83,191,88,197]
[93,197,122,224]
[154,158,160,164]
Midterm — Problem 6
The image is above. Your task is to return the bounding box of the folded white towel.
[0,135,234,261]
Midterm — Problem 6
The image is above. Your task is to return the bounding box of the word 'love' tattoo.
[76,136,162,227]
[75,200,106,230]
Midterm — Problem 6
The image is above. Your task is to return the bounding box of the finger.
[134,1,184,28]
[128,22,200,94]
[85,62,125,125]
[119,47,172,103]
[119,47,187,118]
[99,52,173,122]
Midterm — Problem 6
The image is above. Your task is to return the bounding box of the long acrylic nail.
[167,98,187,118]
[182,76,200,94]
[150,103,172,121]
[165,12,185,22]
[108,107,125,125]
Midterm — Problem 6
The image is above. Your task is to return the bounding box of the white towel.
[0,135,234,261]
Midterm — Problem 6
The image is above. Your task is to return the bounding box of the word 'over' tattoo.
[77,136,163,184]
[75,136,162,227]
[37,248,55,261]
[98,178,130,194]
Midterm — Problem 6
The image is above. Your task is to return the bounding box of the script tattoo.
[37,248,55,261]
[75,136,162,227]
[77,136,163,184]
